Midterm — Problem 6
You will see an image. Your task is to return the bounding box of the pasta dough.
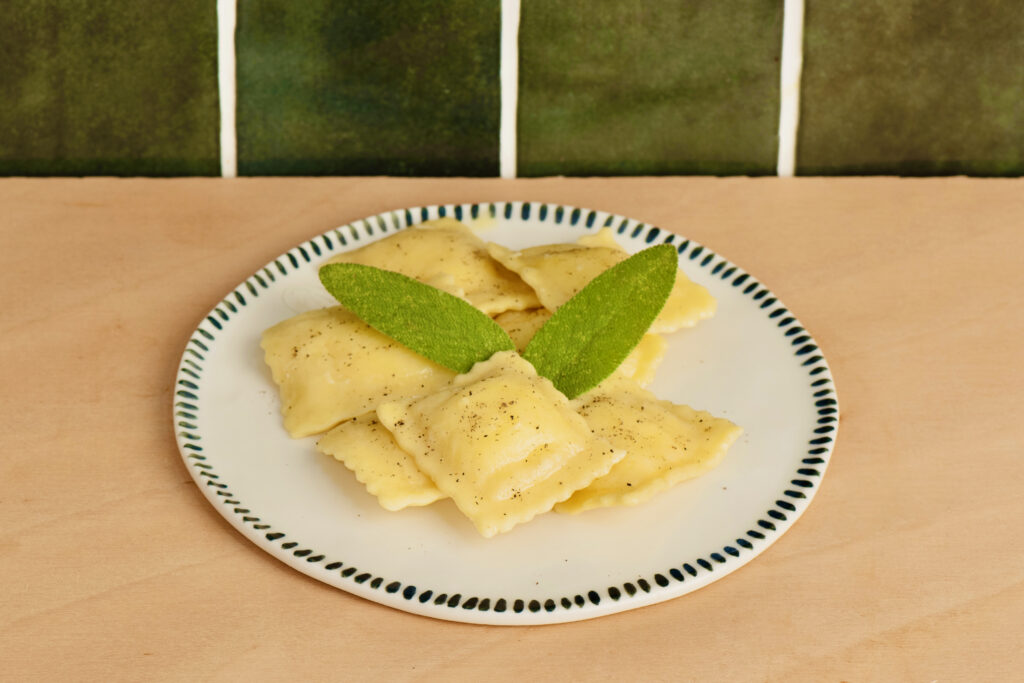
[493,308,667,387]
[325,217,539,316]
[556,375,741,514]
[377,351,625,537]
[260,306,455,438]
[316,413,445,511]
[487,228,716,333]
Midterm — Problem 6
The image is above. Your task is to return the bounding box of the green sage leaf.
[318,263,515,374]
[523,244,677,399]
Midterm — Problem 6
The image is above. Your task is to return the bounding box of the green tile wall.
[799,1,1024,176]
[1,2,1022,178]
[517,0,784,176]
[236,0,500,176]
[0,0,219,176]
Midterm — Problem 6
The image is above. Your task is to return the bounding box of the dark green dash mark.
[523,245,677,399]
[319,263,514,374]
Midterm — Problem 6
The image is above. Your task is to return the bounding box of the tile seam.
[499,0,521,179]
[777,0,805,177]
[217,0,238,178]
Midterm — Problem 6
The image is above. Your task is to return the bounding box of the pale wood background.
[2,178,1022,681]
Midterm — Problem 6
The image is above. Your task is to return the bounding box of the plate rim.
[173,200,839,625]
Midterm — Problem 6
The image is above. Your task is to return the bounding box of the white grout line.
[217,0,238,178]
[499,0,521,179]
[777,0,805,177]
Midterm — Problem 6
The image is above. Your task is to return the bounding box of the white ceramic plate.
[173,202,837,625]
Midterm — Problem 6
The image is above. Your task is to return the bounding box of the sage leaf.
[523,244,677,399]
[319,263,515,374]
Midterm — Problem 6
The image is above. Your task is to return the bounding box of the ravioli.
[490,308,550,350]
[260,306,455,438]
[616,334,668,387]
[555,375,741,514]
[493,308,667,387]
[377,351,624,537]
[325,217,539,316]
[487,228,716,333]
[316,413,444,511]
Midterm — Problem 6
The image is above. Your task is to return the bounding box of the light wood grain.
[1,178,1022,681]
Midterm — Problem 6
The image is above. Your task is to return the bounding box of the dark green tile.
[518,1,783,176]
[799,1,1024,176]
[237,0,500,176]
[0,0,219,176]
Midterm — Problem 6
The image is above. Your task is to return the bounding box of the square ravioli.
[376,351,624,537]
[316,413,444,511]
[260,306,455,438]
[487,227,716,333]
[493,308,667,387]
[555,375,742,514]
[324,217,539,316]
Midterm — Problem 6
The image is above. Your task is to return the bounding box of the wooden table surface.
[2,177,1022,681]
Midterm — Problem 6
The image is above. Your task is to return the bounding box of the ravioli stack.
[260,218,740,537]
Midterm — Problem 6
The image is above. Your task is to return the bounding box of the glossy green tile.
[517,1,783,176]
[0,0,219,176]
[799,1,1024,176]
[237,0,500,176]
